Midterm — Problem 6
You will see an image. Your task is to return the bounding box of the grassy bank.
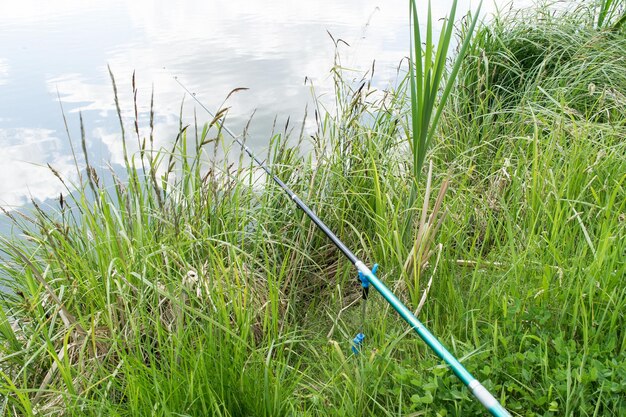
[1,1,625,416]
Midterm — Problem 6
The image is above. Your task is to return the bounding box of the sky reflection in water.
[0,0,531,210]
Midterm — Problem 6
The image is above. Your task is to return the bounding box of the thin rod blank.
[173,78,358,265]
[173,77,511,417]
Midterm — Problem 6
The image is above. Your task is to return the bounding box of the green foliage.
[404,0,481,243]
[596,0,626,30]
[408,0,481,182]
[1,0,625,416]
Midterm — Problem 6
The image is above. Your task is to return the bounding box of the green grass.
[1,1,626,416]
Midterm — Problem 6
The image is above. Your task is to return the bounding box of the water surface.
[0,0,531,211]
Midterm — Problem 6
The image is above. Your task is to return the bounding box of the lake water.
[0,0,532,213]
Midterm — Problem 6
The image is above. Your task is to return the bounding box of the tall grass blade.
[404,0,481,241]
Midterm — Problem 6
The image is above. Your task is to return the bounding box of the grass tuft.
[1,1,625,415]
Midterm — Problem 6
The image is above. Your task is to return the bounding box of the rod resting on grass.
[173,76,512,417]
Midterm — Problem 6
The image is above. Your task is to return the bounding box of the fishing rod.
[173,76,511,417]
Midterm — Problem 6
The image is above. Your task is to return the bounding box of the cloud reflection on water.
[0,59,8,86]
[0,0,534,210]
[0,128,79,208]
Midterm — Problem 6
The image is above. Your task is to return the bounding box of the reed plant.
[407,0,480,183]
[1,0,625,415]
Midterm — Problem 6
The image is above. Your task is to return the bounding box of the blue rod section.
[355,261,511,417]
